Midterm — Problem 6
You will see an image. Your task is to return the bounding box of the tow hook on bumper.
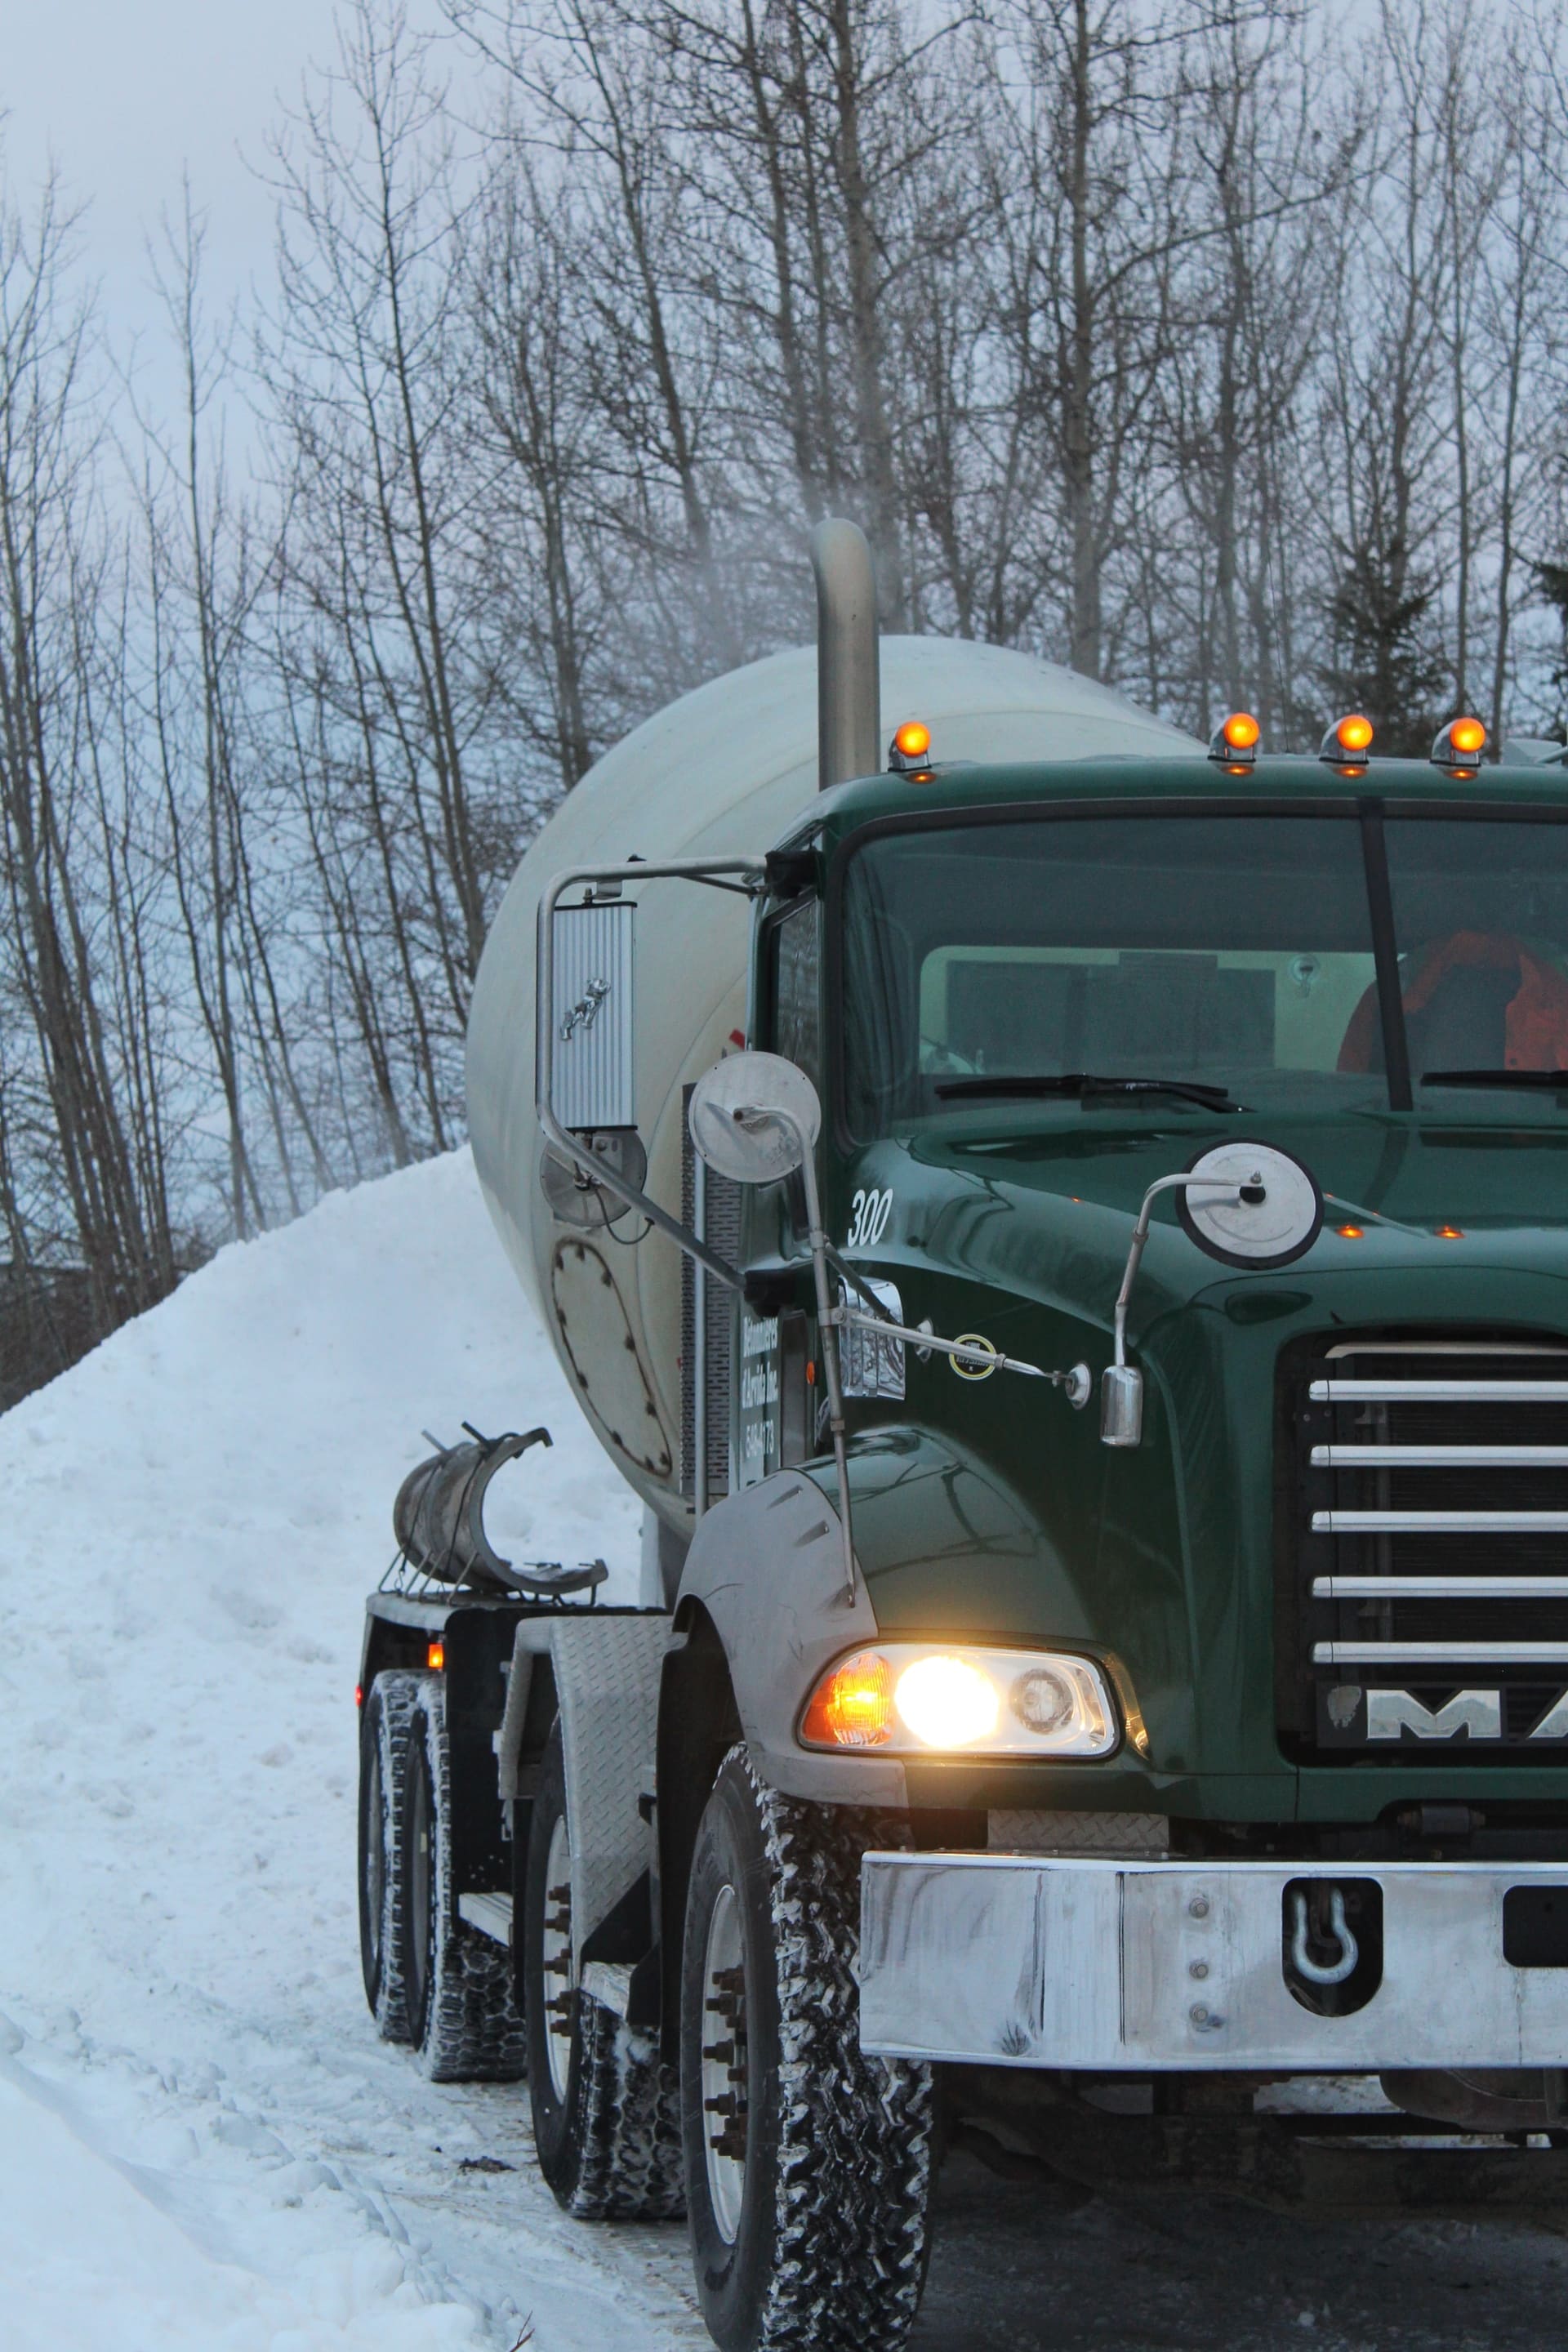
[858,1854,1568,2070]
[1284,1878,1383,2016]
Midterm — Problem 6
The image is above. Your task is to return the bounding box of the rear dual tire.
[358,1670,421,2041]
[523,1720,684,2218]
[357,1669,524,2081]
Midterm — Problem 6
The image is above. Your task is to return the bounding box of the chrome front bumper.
[858,1853,1568,2070]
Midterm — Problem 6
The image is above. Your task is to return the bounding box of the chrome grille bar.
[1313,1575,1568,1599]
[1310,1379,1568,1402]
[1313,1509,1568,1533]
[1312,1444,1568,1468]
[1315,1640,1568,1664]
[1323,1340,1568,1357]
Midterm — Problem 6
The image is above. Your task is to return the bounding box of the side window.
[768,898,822,1091]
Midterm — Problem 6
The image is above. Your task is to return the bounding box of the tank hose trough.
[392,1424,608,1597]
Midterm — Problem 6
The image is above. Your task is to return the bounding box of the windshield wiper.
[933,1071,1239,1111]
[1421,1069,1568,1094]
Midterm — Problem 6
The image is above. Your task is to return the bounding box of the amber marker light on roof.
[1432,715,1487,768]
[888,719,934,775]
[1336,1223,1365,1239]
[1321,712,1374,764]
[1435,1223,1465,1241]
[1208,710,1260,765]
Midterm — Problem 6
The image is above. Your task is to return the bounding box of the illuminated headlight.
[799,1644,1119,1757]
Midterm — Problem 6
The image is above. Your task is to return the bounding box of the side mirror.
[688,1050,822,1187]
[1176,1141,1323,1269]
[1102,1141,1323,1450]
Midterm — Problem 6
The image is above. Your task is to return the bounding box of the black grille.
[1278,1334,1568,1756]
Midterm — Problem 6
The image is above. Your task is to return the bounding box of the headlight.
[798,1644,1119,1757]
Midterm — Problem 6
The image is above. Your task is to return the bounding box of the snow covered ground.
[4,1147,1568,2351]
[0,1149,697,2351]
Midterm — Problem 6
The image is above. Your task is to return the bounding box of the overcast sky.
[2,0,454,439]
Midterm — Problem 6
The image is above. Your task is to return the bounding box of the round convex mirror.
[1177,1139,1323,1270]
[687,1051,822,1187]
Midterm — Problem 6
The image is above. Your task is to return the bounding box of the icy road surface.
[1,1147,1566,2349]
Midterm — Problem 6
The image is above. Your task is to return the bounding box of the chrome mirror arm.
[1102,1174,1249,1449]
[753,1097,1099,1594]
[827,1304,1090,1402]
[1111,1174,1245,1372]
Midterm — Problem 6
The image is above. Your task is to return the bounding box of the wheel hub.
[702,1882,748,2243]
[541,1813,575,2102]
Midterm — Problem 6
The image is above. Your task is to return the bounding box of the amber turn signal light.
[799,1647,893,1748]
[427,1639,446,1671]
[1321,713,1374,764]
[1432,715,1486,768]
[1208,711,1260,765]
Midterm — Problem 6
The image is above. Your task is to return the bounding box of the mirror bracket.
[1102,1172,1248,1449]
[1102,1146,1322,1447]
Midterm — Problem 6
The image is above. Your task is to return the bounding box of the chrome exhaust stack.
[810,518,880,791]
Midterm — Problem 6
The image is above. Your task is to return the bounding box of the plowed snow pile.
[0,1150,701,2352]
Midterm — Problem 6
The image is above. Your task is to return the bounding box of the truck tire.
[400,1673,527,2082]
[358,1670,422,2041]
[680,1746,934,2352]
[523,1719,684,2219]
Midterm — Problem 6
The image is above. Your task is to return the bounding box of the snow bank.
[0,1152,697,2351]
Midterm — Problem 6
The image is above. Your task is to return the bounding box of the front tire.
[680,1747,934,2352]
[523,1719,684,2218]
[400,1673,526,2082]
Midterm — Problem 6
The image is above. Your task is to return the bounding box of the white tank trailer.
[466,523,1202,1541]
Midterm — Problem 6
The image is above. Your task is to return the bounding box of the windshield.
[839,810,1568,1138]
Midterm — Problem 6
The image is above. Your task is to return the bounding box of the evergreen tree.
[1320,544,1450,757]
[1533,561,1568,740]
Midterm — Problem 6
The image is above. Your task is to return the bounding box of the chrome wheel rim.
[701,1882,747,2243]
[542,1814,574,2102]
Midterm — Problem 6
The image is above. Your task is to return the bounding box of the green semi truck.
[358,523,1568,2350]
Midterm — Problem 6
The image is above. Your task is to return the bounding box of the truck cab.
[735,739,1568,1824]
[655,723,1568,2340]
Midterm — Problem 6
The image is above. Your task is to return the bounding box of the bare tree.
[0,176,177,1325]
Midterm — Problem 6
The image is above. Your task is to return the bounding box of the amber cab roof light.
[888,719,933,775]
[1208,711,1260,767]
[1432,715,1487,770]
[1320,712,1374,767]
